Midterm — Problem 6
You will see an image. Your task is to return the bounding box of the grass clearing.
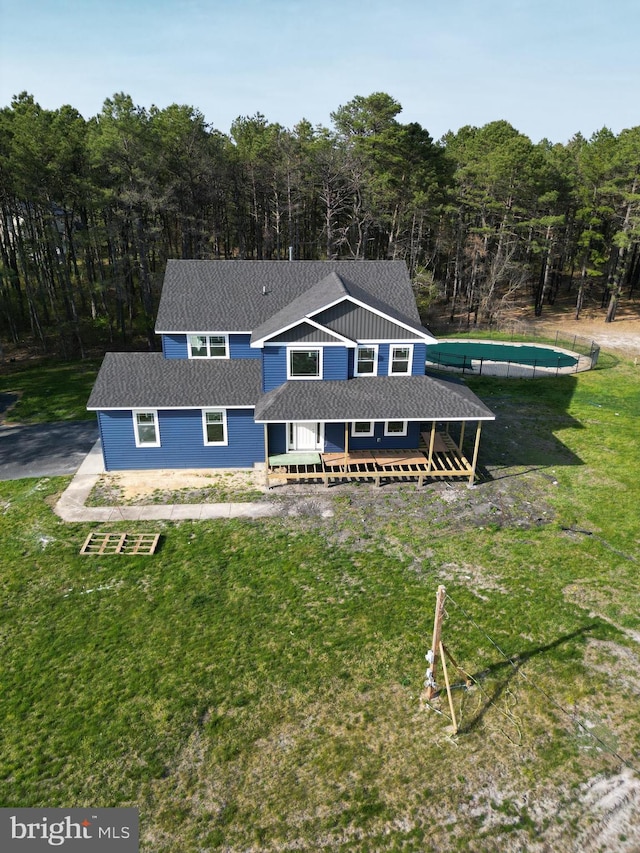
[0,359,100,422]
[1,353,639,850]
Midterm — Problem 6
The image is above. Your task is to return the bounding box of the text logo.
[1,809,138,851]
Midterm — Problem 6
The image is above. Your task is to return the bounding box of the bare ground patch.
[88,467,266,505]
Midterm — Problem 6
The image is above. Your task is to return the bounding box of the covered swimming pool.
[425,339,592,377]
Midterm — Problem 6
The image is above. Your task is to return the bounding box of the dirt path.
[532,306,640,359]
[509,298,640,359]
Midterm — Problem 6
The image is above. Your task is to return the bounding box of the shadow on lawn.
[447,620,615,735]
[469,374,585,479]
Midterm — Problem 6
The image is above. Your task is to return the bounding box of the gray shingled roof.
[250,271,351,343]
[87,353,262,409]
[254,375,495,423]
[155,260,430,334]
[250,270,433,345]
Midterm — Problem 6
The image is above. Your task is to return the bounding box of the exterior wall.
[230,334,260,359]
[97,408,264,470]
[324,423,344,453]
[347,421,421,450]
[162,334,188,358]
[264,421,422,456]
[161,333,258,359]
[262,345,349,392]
[412,343,427,375]
[266,423,286,456]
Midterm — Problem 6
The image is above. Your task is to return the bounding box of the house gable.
[312,300,427,342]
[251,272,435,348]
[264,320,354,346]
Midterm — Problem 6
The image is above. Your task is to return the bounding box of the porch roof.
[254,374,495,423]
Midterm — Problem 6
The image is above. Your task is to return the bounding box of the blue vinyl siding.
[348,421,421,450]
[266,423,286,455]
[161,333,257,360]
[323,347,348,379]
[98,408,264,470]
[412,343,427,375]
[266,423,341,455]
[162,334,188,359]
[324,423,343,452]
[262,347,287,392]
[230,334,260,359]
[265,421,421,456]
[262,345,348,391]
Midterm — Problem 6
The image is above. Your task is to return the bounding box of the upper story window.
[189,334,228,359]
[288,348,322,379]
[133,410,160,447]
[389,345,412,375]
[355,345,378,376]
[202,409,228,445]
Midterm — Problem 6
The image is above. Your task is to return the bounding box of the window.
[133,410,160,447]
[288,348,321,379]
[189,334,228,358]
[202,409,227,445]
[351,421,374,437]
[389,345,412,375]
[384,420,408,437]
[355,345,377,376]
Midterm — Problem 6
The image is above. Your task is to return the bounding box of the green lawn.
[0,359,101,422]
[0,352,639,850]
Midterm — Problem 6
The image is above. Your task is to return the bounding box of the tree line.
[0,90,638,358]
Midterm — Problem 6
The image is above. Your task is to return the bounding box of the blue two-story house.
[87,260,495,485]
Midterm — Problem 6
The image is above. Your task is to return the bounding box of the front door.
[288,422,323,451]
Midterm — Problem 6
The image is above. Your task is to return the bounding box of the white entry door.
[288,422,323,451]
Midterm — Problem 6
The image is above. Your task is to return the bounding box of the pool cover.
[425,341,578,368]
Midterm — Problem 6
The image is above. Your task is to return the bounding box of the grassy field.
[0,351,639,851]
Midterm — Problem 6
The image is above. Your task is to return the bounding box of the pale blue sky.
[0,0,638,143]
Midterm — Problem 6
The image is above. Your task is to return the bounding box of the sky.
[0,0,638,144]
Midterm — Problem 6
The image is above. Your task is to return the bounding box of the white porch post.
[263,424,270,488]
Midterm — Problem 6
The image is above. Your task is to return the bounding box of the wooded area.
[0,91,638,358]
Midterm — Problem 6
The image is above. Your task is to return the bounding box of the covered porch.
[265,421,482,488]
[255,374,495,489]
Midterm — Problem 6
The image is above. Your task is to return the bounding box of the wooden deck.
[266,432,475,488]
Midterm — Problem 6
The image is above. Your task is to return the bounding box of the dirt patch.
[429,292,640,359]
[88,467,266,505]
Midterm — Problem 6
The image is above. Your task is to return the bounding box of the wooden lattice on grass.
[80,532,160,555]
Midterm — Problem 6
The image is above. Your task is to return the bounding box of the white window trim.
[351,421,374,437]
[287,347,323,380]
[354,344,379,377]
[188,333,229,359]
[384,420,408,437]
[388,344,413,375]
[202,408,228,446]
[133,409,160,448]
